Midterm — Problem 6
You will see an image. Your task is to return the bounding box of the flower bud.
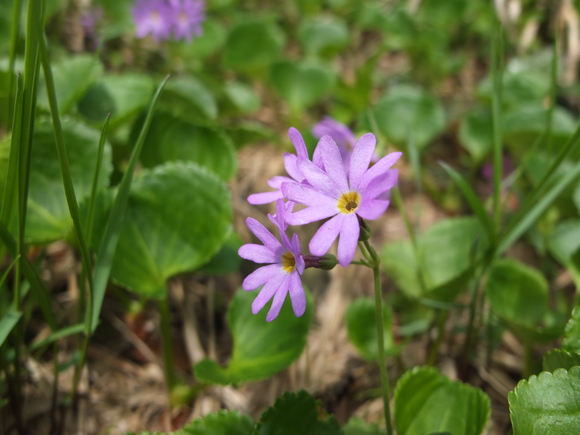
[302,254,338,270]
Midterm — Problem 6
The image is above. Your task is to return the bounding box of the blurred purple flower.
[81,8,103,34]
[312,116,356,162]
[132,0,172,41]
[169,0,205,41]
[282,134,401,267]
[238,200,306,322]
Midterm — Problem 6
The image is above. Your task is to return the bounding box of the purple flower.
[169,0,205,41]
[282,134,401,267]
[238,200,306,322]
[132,0,172,41]
[312,116,356,162]
[247,127,310,205]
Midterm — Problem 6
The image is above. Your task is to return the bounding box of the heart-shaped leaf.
[394,366,490,435]
[269,60,337,111]
[543,349,580,372]
[345,297,398,361]
[110,162,232,299]
[181,410,254,435]
[485,259,565,342]
[509,367,580,434]
[223,19,285,73]
[137,110,236,180]
[37,55,103,114]
[297,17,349,58]
[194,288,312,385]
[78,73,155,128]
[253,390,341,435]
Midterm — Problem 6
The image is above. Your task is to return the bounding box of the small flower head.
[168,0,205,41]
[132,0,172,41]
[282,134,401,267]
[238,200,306,322]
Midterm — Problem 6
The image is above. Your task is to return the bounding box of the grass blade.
[90,75,170,333]
[29,323,85,352]
[0,311,22,348]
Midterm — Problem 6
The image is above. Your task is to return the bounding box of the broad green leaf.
[364,85,445,150]
[297,17,349,58]
[110,162,232,299]
[253,390,341,435]
[343,417,385,435]
[161,76,218,121]
[222,19,285,73]
[197,232,242,276]
[458,108,493,163]
[174,18,227,60]
[181,410,254,435]
[226,122,273,149]
[78,73,155,129]
[138,111,236,180]
[194,288,312,385]
[345,297,398,361]
[0,310,22,347]
[37,55,103,114]
[268,60,337,111]
[394,366,490,435]
[11,119,112,243]
[563,306,580,352]
[381,240,422,298]
[485,259,564,342]
[542,349,580,372]
[224,81,261,115]
[548,220,580,286]
[509,367,580,434]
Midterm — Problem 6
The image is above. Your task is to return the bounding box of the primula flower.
[282,134,401,267]
[312,116,356,163]
[169,0,205,41]
[238,200,306,322]
[132,0,172,41]
[247,127,310,205]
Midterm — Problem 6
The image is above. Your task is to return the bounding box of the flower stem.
[159,295,176,399]
[363,238,394,435]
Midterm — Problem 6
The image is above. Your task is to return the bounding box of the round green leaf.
[365,85,445,150]
[181,410,254,435]
[194,288,313,385]
[381,240,422,298]
[223,19,285,73]
[111,162,232,299]
[297,17,349,58]
[543,349,580,372]
[563,306,580,352]
[509,367,580,434]
[37,55,103,115]
[394,366,490,435]
[138,111,236,180]
[161,76,218,121]
[253,390,341,435]
[20,119,112,243]
[224,81,261,115]
[485,259,564,342]
[78,73,155,128]
[458,108,493,164]
[268,60,337,111]
[345,297,398,361]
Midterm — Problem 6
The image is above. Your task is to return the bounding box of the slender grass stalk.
[7,0,22,125]
[159,295,177,397]
[546,33,558,154]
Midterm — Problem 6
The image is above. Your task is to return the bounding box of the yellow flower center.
[337,191,361,214]
[282,251,296,273]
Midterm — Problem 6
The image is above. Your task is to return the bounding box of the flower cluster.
[131,0,205,42]
[239,120,401,321]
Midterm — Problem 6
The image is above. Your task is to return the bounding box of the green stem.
[159,295,176,398]
[363,239,393,435]
[426,309,448,366]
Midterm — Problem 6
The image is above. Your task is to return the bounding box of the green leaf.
[37,55,103,114]
[0,310,22,347]
[194,288,312,385]
[485,259,564,342]
[174,18,227,60]
[542,349,580,372]
[563,306,580,352]
[343,417,385,435]
[268,60,337,111]
[224,81,261,115]
[364,85,445,150]
[381,240,422,298]
[161,76,218,121]
[345,297,397,361]
[181,410,254,435]
[78,73,155,129]
[548,220,580,287]
[197,232,242,276]
[297,17,349,58]
[226,122,274,149]
[458,108,493,163]
[223,19,285,73]
[394,366,490,435]
[253,390,341,435]
[138,110,236,180]
[508,367,580,434]
[110,162,232,299]
[13,119,112,243]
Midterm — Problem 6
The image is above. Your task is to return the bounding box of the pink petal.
[283,153,303,182]
[309,214,344,256]
[296,158,341,199]
[238,244,279,264]
[357,198,390,220]
[252,272,287,316]
[242,263,282,291]
[349,133,377,190]
[364,170,398,200]
[267,175,292,189]
[246,218,282,251]
[248,190,283,205]
[288,127,308,158]
[288,272,306,317]
[337,213,360,267]
[265,275,290,321]
[318,136,348,192]
[284,205,338,226]
[359,152,402,191]
[282,183,336,209]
